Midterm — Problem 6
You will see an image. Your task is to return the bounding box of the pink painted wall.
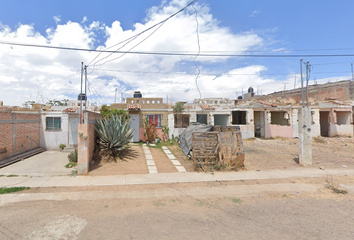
[77,118,98,175]
[139,128,164,142]
[77,124,90,175]
[266,125,293,138]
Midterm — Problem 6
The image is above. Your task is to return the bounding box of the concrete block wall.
[0,112,40,161]
[77,112,102,175]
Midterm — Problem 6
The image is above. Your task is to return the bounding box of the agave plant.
[95,114,134,160]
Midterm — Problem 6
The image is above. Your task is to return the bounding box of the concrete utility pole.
[84,65,87,114]
[351,63,354,81]
[114,88,117,103]
[298,59,312,166]
[300,59,304,107]
[80,62,83,124]
[305,61,310,107]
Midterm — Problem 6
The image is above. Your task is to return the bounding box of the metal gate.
[68,117,79,145]
[130,114,140,142]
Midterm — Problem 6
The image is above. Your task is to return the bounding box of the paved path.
[161,146,186,172]
[142,144,158,173]
[0,167,353,188]
[142,144,186,173]
[0,151,72,177]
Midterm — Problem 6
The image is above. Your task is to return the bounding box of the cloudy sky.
[0,0,354,106]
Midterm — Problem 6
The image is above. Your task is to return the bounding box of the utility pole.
[84,65,87,114]
[305,61,309,107]
[351,63,354,81]
[300,59,304,107]
[294,76,296,89]
[282,82,288,98]
[114,88,117,103]
[79,62,83,124]
[298,59,312,166]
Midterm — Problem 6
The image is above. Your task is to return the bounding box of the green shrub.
[59,143,66,150]
[68,148,78,162]
[95,114,134,160]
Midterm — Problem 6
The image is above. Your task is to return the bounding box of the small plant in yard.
[65,162,77,168]
[70,170,78,177]
[0,187,30,194]
[161,126,169,142]
[59,143,66,150]
[68,148,78,162]
[143,118,157,144]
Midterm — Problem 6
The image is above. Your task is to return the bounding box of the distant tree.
[46,99,68,106]
[100,105,129,121]
[22,100,35,108]
[173,102,185,113]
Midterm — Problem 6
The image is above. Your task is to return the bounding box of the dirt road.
[1,178,354,240]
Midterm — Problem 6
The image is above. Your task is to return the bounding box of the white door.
[130,114,139,142]
[69,117,79,145]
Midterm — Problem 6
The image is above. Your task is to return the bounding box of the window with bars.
[174,114,190,128]
[46,117,61,131]
[146,114,162,127]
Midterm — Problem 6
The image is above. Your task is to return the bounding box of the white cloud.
[0,0,346,107]
[249,10,260,17]
[53,16,61,24]
[81,16,88,23]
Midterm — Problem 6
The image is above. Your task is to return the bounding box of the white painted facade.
[40,112,70,150]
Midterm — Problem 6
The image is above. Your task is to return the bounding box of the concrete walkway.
[0,168,353,188]
[0,151,73,177]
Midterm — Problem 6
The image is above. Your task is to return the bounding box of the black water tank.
[133,91,142,98]
[248,87,254,93]
[78,93,87,101]
[238,96,243,100]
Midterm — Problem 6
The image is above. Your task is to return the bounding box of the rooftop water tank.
[78,93,87,101]
[133,91,142,98]
[248,87,254,93]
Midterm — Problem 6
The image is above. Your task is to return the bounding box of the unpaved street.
[1,179,354,240]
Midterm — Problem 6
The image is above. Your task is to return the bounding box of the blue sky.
[0,0,353,106]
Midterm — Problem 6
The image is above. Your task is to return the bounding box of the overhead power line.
[88,0,197,67]
[2,40,354,58]
[90,68,353,76]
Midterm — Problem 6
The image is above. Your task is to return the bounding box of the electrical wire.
[87,0,198,69]
[192,4,202,100]
[93,21,166,67]
[87,79,107,105]
[2,40,354,58]
[89,68,353,76]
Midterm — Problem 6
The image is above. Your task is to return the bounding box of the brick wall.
[0,112,40,161]
[259,80,354,103]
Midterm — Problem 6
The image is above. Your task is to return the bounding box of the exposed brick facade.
[0,112,40,161]
[258,80,354,103]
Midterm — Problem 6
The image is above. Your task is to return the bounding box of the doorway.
[130,114,140,142]
[319,111,329,137]
[254,111,265,137]
[68,117,79,146]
